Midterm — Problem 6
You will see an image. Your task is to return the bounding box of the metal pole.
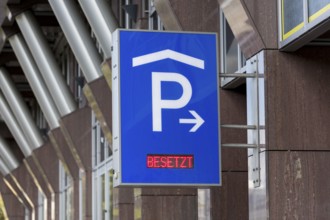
[219,73,264,78]
[221,144,258,148]
[0,158,10,176]
[15,11,77,116]
[0,135,19,171]
[254,57,261,187]
[221,124,256,129]
[78,0,118,58]
[0,93,33,157]
[221,124,265,129]
[48,0,104,82]
[0,67,44,148]
[8,34,61,129]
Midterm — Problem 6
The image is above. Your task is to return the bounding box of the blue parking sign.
[112,30,221,186]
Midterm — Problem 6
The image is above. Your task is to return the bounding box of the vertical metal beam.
[48,0,103,82]
[8,34,61,129]
[15,11,77,116]
[246,55,261,188]
[78,0,119,58]
[0,135,19,171]
[247,51,268,219]
[0,93,32,157]
[0,67,44,149]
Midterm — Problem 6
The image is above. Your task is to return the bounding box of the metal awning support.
[3,34,58,217]
[0,67,44,149]
[222,144,263,148]
[0,93,33,157]
[0,27,5,52]
[0,135,19,171]
[0,158,10,176]
[221,124,265,130]
[15,11,77,117]
[48,0,104,83]
[78,0,118,58]
[8,34,61,129]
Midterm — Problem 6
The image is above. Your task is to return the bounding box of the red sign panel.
[147,154,194,169]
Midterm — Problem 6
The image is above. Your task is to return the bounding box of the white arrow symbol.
[179,110,205,132]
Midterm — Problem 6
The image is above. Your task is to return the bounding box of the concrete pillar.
[134,188,197,220]
[0,177,26,219]
[248,47,330,219]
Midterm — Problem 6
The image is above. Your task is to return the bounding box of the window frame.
[119,0,133,29]
[55,36,86,108]
[279,0,330,50]
[148,0,164,30]
[37,190,46,220]
[92,112,113,220]
[59,162,73,220]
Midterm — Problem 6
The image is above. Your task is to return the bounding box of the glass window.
[59,162,73,220]
[58,43,85,108]
[281,0,304,40]
[279,0,330,47]
[91,112,112,165]
[119,0,133,29]
[31,100,48,133]
[308,0,330,21]
[148,0,164,30]
[101,174,106,220]
[92,112,113,220]
[224,20,239,74]
[142,0,149,17]
[220,11,245,74]
[220,11,246,88]
[92,161,113,220]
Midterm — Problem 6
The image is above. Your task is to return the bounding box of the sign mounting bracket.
[219,54,264,188]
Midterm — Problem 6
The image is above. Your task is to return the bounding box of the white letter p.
[152,72,192,132]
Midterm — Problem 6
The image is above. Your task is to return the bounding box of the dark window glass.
[282,0,304,37]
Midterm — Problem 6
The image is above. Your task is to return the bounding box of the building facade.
[0,0,329,219]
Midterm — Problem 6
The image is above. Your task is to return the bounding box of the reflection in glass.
[225,20,239,74]
[308,0,330,21]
